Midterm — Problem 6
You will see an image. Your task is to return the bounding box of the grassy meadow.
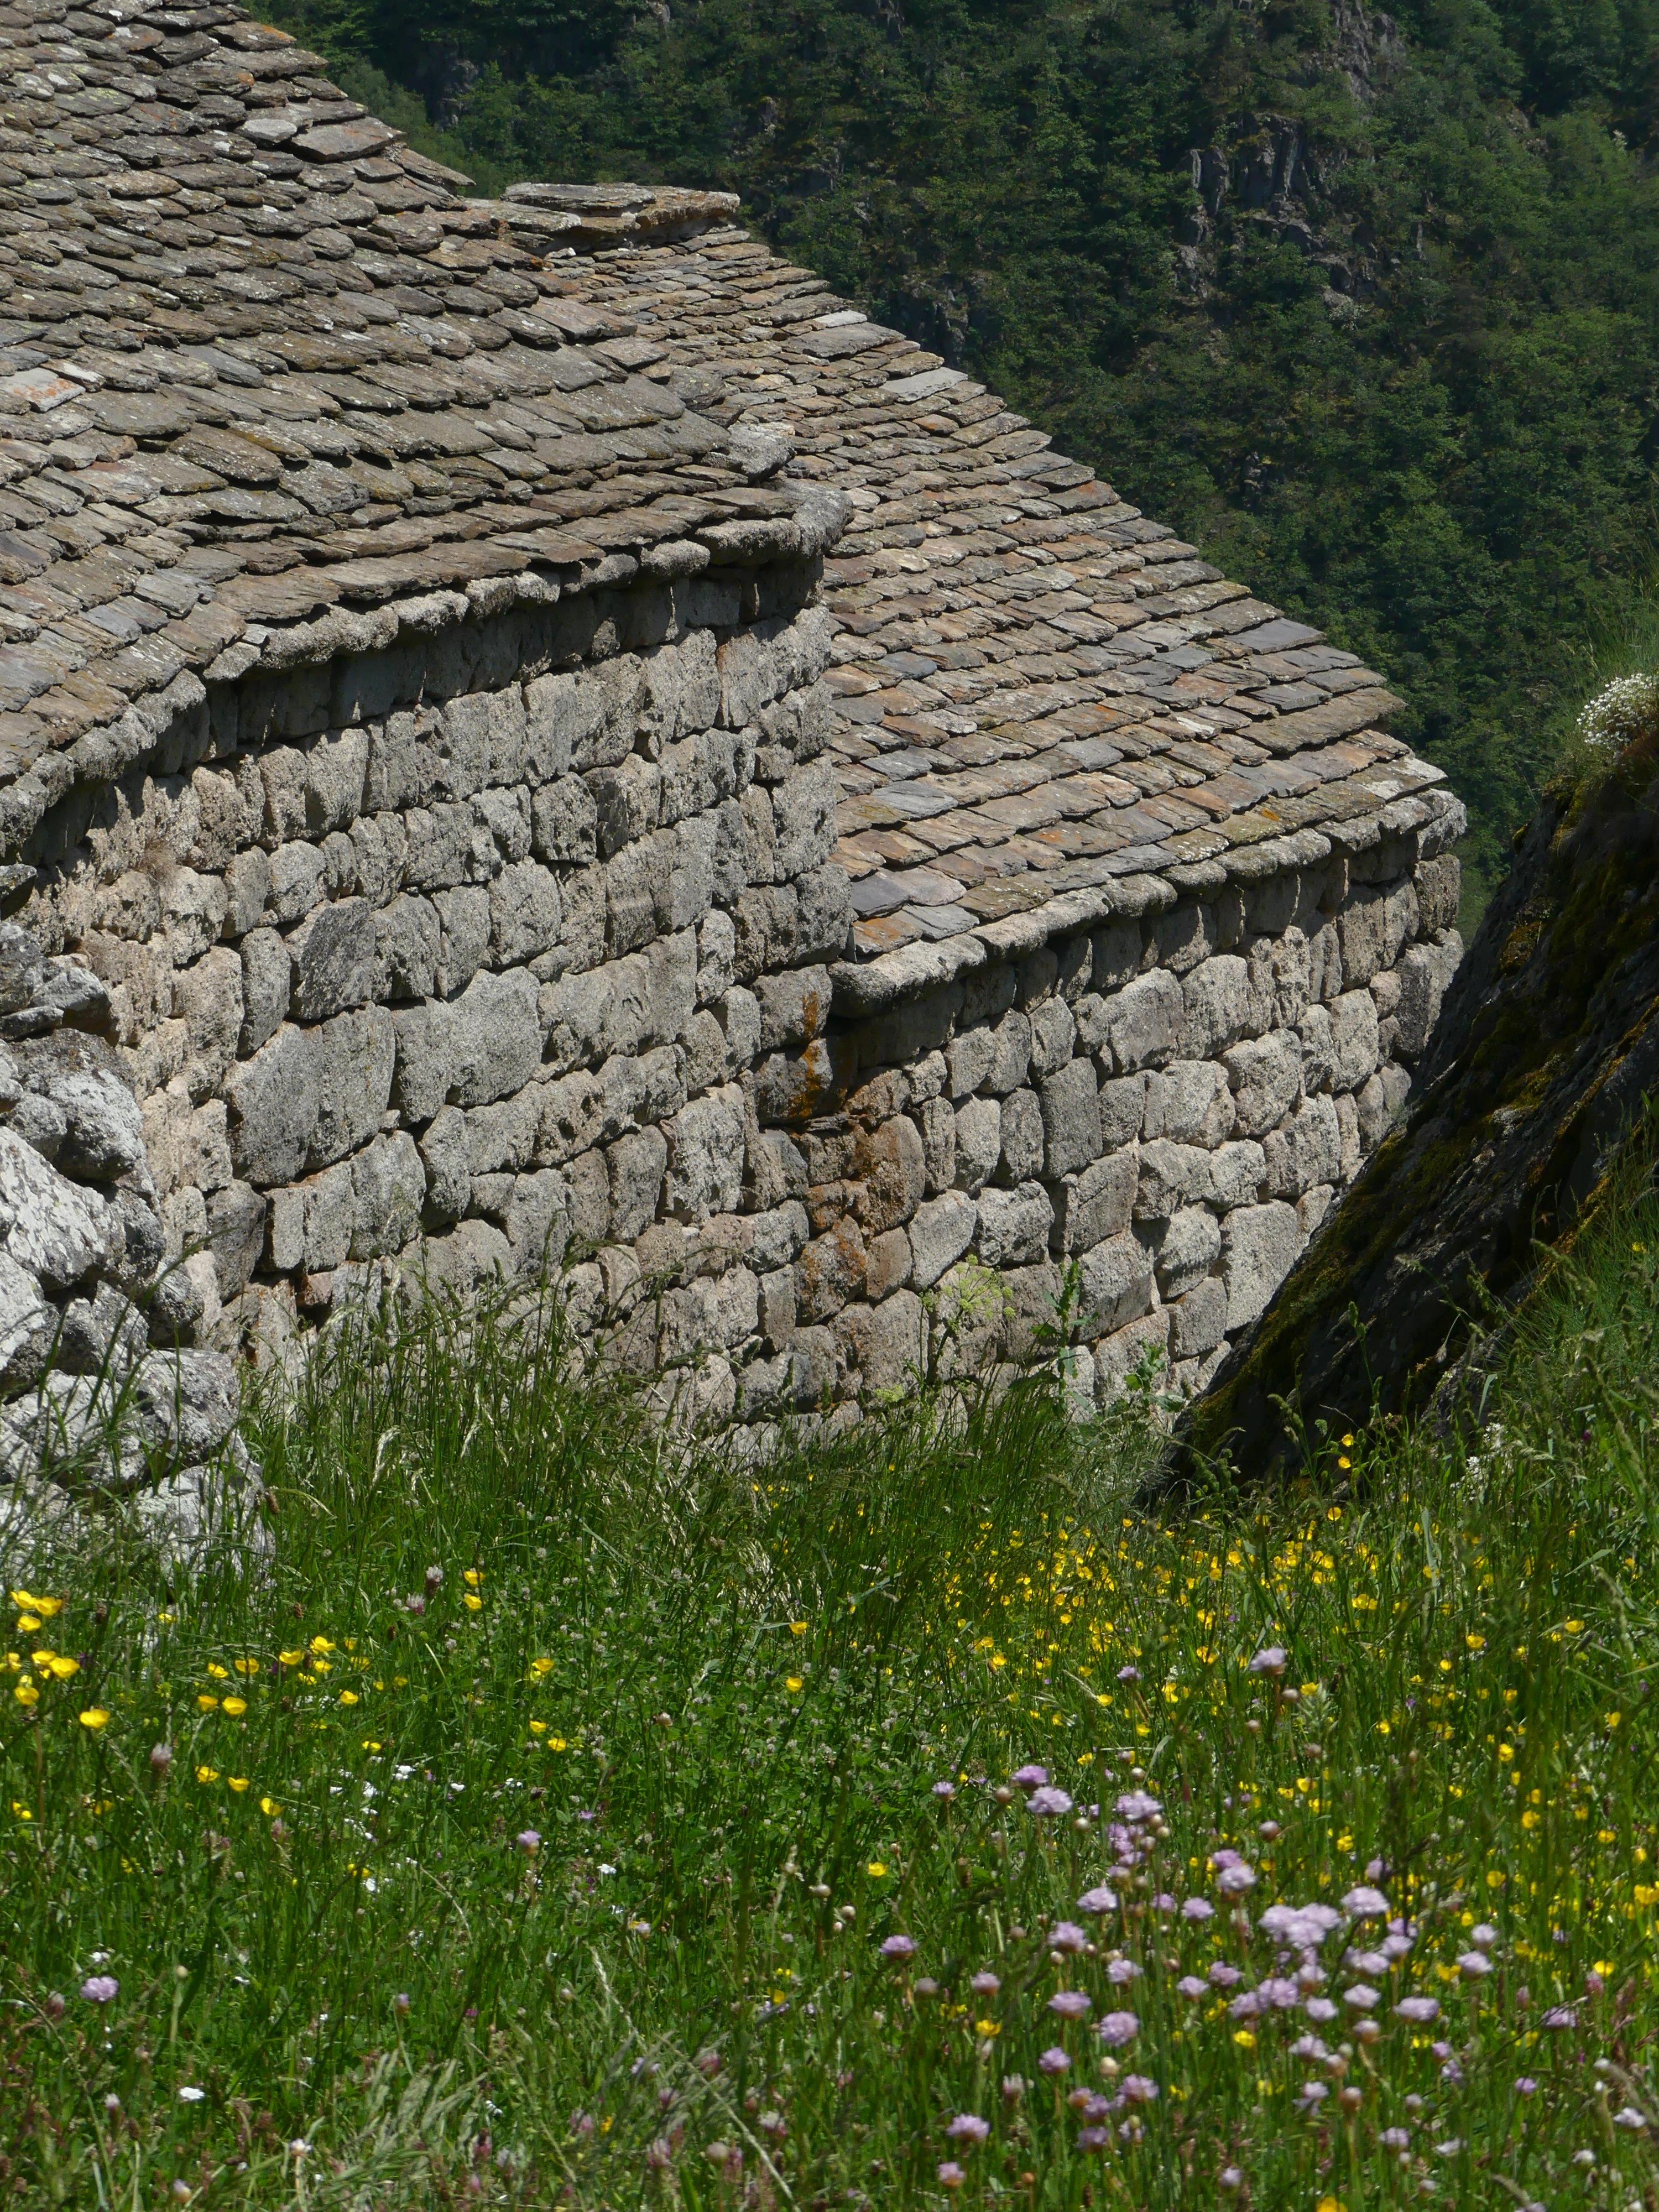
[4,1171,1659,2210]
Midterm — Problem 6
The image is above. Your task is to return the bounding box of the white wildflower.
[1577,671,1659,760]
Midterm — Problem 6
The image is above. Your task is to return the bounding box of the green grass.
[5,1179,1659,2210]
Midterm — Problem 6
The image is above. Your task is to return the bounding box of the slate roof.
[0,0,1459,994]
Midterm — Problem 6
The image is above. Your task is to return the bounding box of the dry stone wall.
[0,533,1462,1460]
[10,556,842,1369]
[0,6,1469,1499]
[733,812,1461,1424]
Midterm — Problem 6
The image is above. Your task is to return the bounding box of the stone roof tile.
[0,0,1458,943]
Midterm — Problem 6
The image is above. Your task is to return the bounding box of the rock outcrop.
[1182,732,1659,1471]
[0,908,250,1550]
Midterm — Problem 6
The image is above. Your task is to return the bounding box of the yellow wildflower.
[222,1698,247,1718]
[78,1708,109,1730]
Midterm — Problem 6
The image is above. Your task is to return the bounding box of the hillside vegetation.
[262,0,1659,921]
[4,1159,1659,2205]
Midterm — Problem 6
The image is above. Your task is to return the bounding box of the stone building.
[0,0,1463,1465]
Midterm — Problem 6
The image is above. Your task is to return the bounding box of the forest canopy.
[263,0,1659,917]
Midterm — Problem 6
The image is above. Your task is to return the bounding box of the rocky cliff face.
[1177,3,1407,321]
[1182,730,1659,1470]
